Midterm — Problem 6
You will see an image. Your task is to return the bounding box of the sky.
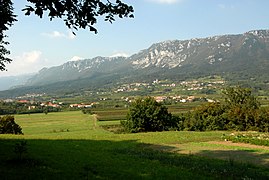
[1,0,269,77]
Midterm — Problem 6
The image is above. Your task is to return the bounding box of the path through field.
[93,114,97,129]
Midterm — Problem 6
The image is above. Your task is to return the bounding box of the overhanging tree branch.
[22,0,134,34]
[0,0,17,71]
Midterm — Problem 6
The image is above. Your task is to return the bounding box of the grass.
[94,108,128,121]
[167,102,205,114]
[92,102,204,121]
[0,111,269,179]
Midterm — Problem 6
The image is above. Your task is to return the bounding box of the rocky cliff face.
[9,29,269,93]
[130,30,269,69]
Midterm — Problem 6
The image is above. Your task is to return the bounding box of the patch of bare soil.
[207,141,269,151]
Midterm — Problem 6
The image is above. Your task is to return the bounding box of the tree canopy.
[0,0,17,71]
[0,0,134,71]
[177,86,269,132]
[0,115,23,134]
[121,97,175,133]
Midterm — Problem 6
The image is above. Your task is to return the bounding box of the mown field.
[0,111,269,179]
[94,102,203,121]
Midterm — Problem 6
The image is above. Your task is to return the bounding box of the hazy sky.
[1,0,269,77]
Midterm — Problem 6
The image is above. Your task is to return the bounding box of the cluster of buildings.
[114,79,225,93]
[69,102,98,108]
[120,95,215,104]
[154,95,215,103]
[180,80,225,91]
[17,99,62,109]
[1,78,223,111]
[17,100,99,109]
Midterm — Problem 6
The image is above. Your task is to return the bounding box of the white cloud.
[70,56,84,61]
[42,30,76,40]
[147,0,183,4]
[42,31,65,38]
[0,50,49,76]
[23,51,42,63]
[110,52,129,58]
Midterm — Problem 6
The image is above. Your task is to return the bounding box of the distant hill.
[0,74,34,91]
[1,29,269,98]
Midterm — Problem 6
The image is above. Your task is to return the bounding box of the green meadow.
[0,111,269,179]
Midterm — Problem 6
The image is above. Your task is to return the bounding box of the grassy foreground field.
[0,111,269,179]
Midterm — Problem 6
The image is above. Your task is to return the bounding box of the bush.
[0,115,23,134]
[81,108,93,114]
[178,87,269,132]
[121,97,176,133]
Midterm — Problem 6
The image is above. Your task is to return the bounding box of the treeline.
[0,102,60,115]
[176,87,269,132]
[121,87,269,133]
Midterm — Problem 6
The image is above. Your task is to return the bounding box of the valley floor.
[0,111,268,179]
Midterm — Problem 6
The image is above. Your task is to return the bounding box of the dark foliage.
[177,87,269,132]
[177,102,228,131]
[81,108,93,114]
[0,0,17,71]
[121,87,269,133]
[0,115,23,134]
[121,97,176,132]
[23,0,134,34]
[0,101,60,115]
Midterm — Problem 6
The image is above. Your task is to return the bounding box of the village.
[114,78,225,93]
[0,77,225,114]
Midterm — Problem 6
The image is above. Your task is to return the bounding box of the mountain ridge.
[1,29,269,97]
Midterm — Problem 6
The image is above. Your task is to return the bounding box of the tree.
[121,97,174,133]
[190,102,227,131]
[0,0,134,71]
[177,86,269,132]
[223,86,261,130]
[223,86,260,110]
[0,115,23,134]
[0,0,17,71]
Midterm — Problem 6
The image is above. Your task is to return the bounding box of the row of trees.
[0,101,60,115]
[178,87,269,132]
[121,87,269,133]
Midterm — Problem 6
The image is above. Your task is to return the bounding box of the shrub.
[121,97,176,133]
[178,87,269,132]
[82,108,93,114]
[0,115,23,134]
